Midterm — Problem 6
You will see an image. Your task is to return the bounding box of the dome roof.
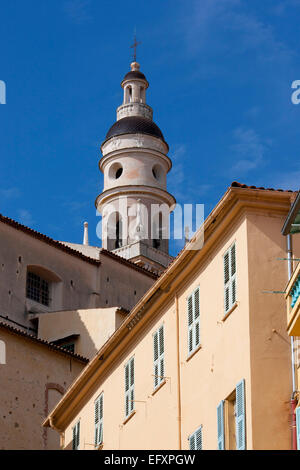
[105,116,165,142]
[122,70,147,82]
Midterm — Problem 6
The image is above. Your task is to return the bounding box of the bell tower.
[95,60,175,274]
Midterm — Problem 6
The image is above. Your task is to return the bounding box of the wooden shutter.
[153,325,165,389]
[95,394,103,446]
[187,295,194,354]
[224,243,237,314]
[235,379,246,450]
[125,362,130,417]
[153,331,159,388]
[194,288,200,348]
[72,421,80,450]
[125,358,134,417]
[296,407,300,450]
[195,426,203,450]
[189,433,196,450]
[129,357,134,414]
[189,426,203,450]
[76,421,80,450]
[72,425,76,450]
[217,401,225,450]
[187,288,200,355]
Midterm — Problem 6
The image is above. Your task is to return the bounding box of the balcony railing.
[286,262,300,336]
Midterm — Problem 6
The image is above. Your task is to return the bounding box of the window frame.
[26,271,51,307]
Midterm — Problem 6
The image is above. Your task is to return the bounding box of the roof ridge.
[0,213,100,266]
[231,181,295,193]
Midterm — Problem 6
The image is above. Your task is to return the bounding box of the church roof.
[105,116,165,142]
[122,70,147,82]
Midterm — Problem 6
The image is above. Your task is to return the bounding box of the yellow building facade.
[45,184,300,450]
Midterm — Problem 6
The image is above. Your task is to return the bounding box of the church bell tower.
[95,58,175,274]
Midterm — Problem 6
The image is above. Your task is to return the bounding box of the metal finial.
[130,34,141,62]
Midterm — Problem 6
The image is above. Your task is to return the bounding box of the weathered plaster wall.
[0,328,85,450]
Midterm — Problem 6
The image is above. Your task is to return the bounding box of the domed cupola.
[96,59,175,274]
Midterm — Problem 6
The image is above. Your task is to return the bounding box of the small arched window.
[116,213,123,249]
[153,212,163,249]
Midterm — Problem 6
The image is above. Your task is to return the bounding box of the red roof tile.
[231,181,294,193]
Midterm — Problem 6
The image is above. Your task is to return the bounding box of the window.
[26,271,50,306]
[153,325,165,389]
[95,394,103,447]
[217,379,246,450]
[61,342,75,353]
[125,357,134,418]
[115,213,123,249]
[224,242,237,314]
[189,426,203,450]
[72,421,80,450]
[187,288,200,355]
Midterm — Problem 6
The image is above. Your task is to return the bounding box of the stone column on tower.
[95,61,176,274]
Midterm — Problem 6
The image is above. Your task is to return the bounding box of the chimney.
[83,221,89,246]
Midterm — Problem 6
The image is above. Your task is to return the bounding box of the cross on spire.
[130,35,141,62]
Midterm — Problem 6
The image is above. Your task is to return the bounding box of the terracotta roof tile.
[0,213,100,266]
[231,181,294,193]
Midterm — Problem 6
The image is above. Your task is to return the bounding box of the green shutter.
[95,394,103,446]
[72,425,76,450]
[72,421,80,450]
[217,401,225,450]
[187,289,200,355]
[235,379,246,450]
[224,243,237,314]
[76,421,80,449]
[189,426,203,450]
[195,426,202,450]
[153,325,165,389]
[296,407,300,450]
[125,358,135,417]
[153,331,159,388]
[189,433,196,450]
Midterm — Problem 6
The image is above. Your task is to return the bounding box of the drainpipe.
[287,234,297,450]
[175,294,182,450]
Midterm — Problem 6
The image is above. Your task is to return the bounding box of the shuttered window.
[224,243,237,314]
[189,426,203,450]
[72,421,80,450]
[217,401,225,450]
[187,287,201,355]
[235,379,246,450]
[153,325,165,389]
[94,393,103,446]
[125,357,135,418]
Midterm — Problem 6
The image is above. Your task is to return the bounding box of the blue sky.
[0,0,300,256]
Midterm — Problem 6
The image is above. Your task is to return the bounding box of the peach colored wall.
[58,209,297,450]
[247,212,300,450]
[0,328,85,450]
[38,308,126,360]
